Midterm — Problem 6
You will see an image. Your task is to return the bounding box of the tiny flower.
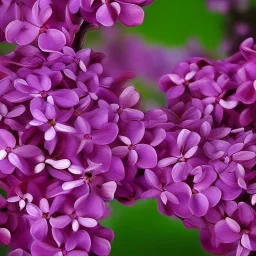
[29,98,76,141]
[7,187,33,211]
[112,121,157,168]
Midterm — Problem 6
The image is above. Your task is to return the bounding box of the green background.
[0,0,227,255]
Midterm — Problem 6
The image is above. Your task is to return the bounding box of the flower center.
[128,144,136,150]
[39,26,48,34]
[192,188,199,194]
[74,57,80,64]
[5,147,11,153]
[244,229,251,235]
[43,212,49,219]
[117,108,124,114]
[84,173,93,184]
[71,213,77,219]
[84,134,92,140]
[48,119,56,126]
[179,157,186,162]
[40,91,48,98]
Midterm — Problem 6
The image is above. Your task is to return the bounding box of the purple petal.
[215,219,241,243]
[26,204,42,218]
[91,236,111,256]
[13,145,42,158]
[127,149,138,166]
[237,202,254,227]
[188,193,209,217]
[52,89,79,108]
[45,127,56,141]
[232,151,256,162]
[144,169,161,189]
[167,85,185,99]
[236,81,256,104]
[0,228,10,245]
[75,194,105,219]
[126,121,145,145]
[172,162,188,182]
[136,144,157,168]
[119,86,140,108]
[38,29,66,52]
[6,20,39,45]
[241,233,256,251]
[202,186,222,207]
[92,123,118,145]
[97,181,117,201]
[121,108,144,121]
[78,217,97,228]
[141,189,160,199]
[0,129,16,148]
[55,123,76,133]
[31,218,48,241]
[50,215,71,228]
[62,180,84,191]
[96,3,120,27]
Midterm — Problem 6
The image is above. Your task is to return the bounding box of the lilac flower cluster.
[122,38,256,256]
[0,42,164,254]
[68,0,153,27]
[0,0,152,51]
[0,0,155,255]
[2,0,256,255]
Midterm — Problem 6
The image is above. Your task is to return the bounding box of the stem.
[72,22,91,51]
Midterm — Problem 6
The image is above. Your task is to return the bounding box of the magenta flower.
[63,160,117,201]
[158,129,201,181]
[159,62,198,100]
[11,74,79,107]
[69,0,151,27]
[74,109,118,153]
[99,86,144,122]
[29,98,76,141]
[26,197,65,241]
[0,129,42,175]
[112,121,157,168]
[215,203,256,254]
[50,194,104,232]
[7,187,33,211]
[5,1,66,52]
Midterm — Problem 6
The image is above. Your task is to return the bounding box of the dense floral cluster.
[0,0,155,255]
[68,0,152,27]
[123,38,256,256]
[2,0,256,255]
[0,0,152,51]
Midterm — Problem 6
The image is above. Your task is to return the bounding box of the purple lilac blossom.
[0,0,155,255]
[129,38,256,256]
[2,0,256,256]
[69,0,153,27]
[0,0,153,50]
[0,41,159,254]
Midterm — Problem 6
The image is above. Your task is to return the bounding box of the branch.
[72,22,91,51]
